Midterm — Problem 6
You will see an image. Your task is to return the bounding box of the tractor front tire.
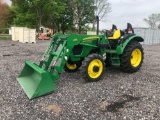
[120,41,144,73]
[64,60,82,72]
[81,54,105,82]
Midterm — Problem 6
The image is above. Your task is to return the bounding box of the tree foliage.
[0,3,14,33]
[11,0,60,28]
[58,0,74,34]
[92,0,111,30]
[144,13,160,28]
[68,0,95,33]
[3,0,111,33]
[11,0,66,31]
[11,0,37,28]
[94,0,111,21]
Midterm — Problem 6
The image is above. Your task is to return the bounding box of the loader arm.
[17,34,70,99]
[17,33,107,99]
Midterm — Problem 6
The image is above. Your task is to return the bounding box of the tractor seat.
[108,30,121,40]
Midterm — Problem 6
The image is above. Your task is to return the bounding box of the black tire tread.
[81,54,105,82]
[120,41,144,73]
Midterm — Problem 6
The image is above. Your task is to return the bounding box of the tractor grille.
[72,45,83,55]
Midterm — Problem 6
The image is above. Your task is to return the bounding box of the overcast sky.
[100,0,160,30]
[3,0,160,30]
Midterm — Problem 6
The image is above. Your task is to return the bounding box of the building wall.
[134,28,160,45]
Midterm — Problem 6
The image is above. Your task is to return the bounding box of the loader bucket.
[17,60,56,99]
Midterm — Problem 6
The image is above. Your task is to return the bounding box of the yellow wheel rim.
[88,59,103,79]
[66,62,77,70]
[131,48,142,67]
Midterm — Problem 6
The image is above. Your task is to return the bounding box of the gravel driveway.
[0,40,160,120]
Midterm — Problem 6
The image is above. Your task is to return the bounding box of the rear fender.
[116,35,144,54]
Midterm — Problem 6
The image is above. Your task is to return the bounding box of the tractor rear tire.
[120,41,144,73]
[64,60,82,72]
[81,54,105,82]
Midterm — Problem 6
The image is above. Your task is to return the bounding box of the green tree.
[58,0,74,34]
[28,0,64,29]
[93,0,111,30]
[0,3,14,33]
[11,0,37,28]
[11,0,99,33]
[11,0,65,32]
[41,0,65,33]
[69,0,95,33]
[144,13,160,28]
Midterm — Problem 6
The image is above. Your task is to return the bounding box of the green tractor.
[17,16,144,99]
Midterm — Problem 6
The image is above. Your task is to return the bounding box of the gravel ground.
[0,40,160,120]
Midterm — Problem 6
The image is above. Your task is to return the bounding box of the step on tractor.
[17,16,144,99]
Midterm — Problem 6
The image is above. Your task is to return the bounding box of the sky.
[100,0,160,30]
[2,0,160,30]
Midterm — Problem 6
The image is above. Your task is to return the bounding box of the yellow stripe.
[83,36,99,41]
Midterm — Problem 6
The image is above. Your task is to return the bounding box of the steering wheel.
[102,29,113,37]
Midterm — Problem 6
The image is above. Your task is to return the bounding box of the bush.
[0,35,11,40]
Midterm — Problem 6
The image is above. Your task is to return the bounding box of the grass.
[0,35,11,40]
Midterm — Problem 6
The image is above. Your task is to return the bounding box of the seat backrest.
[112,30,121,39]
[110,24,117,32]
[127,23,134,34]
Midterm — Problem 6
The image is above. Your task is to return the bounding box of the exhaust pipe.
[96,16,99,35]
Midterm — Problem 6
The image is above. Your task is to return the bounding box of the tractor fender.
[116,34,144,55]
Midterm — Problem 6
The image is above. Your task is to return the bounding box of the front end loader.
[17,16,144,99]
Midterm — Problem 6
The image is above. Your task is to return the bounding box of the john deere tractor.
[17,16,144,99]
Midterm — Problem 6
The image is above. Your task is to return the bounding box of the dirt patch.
[100,94,140,112]
[40,103,62,117]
